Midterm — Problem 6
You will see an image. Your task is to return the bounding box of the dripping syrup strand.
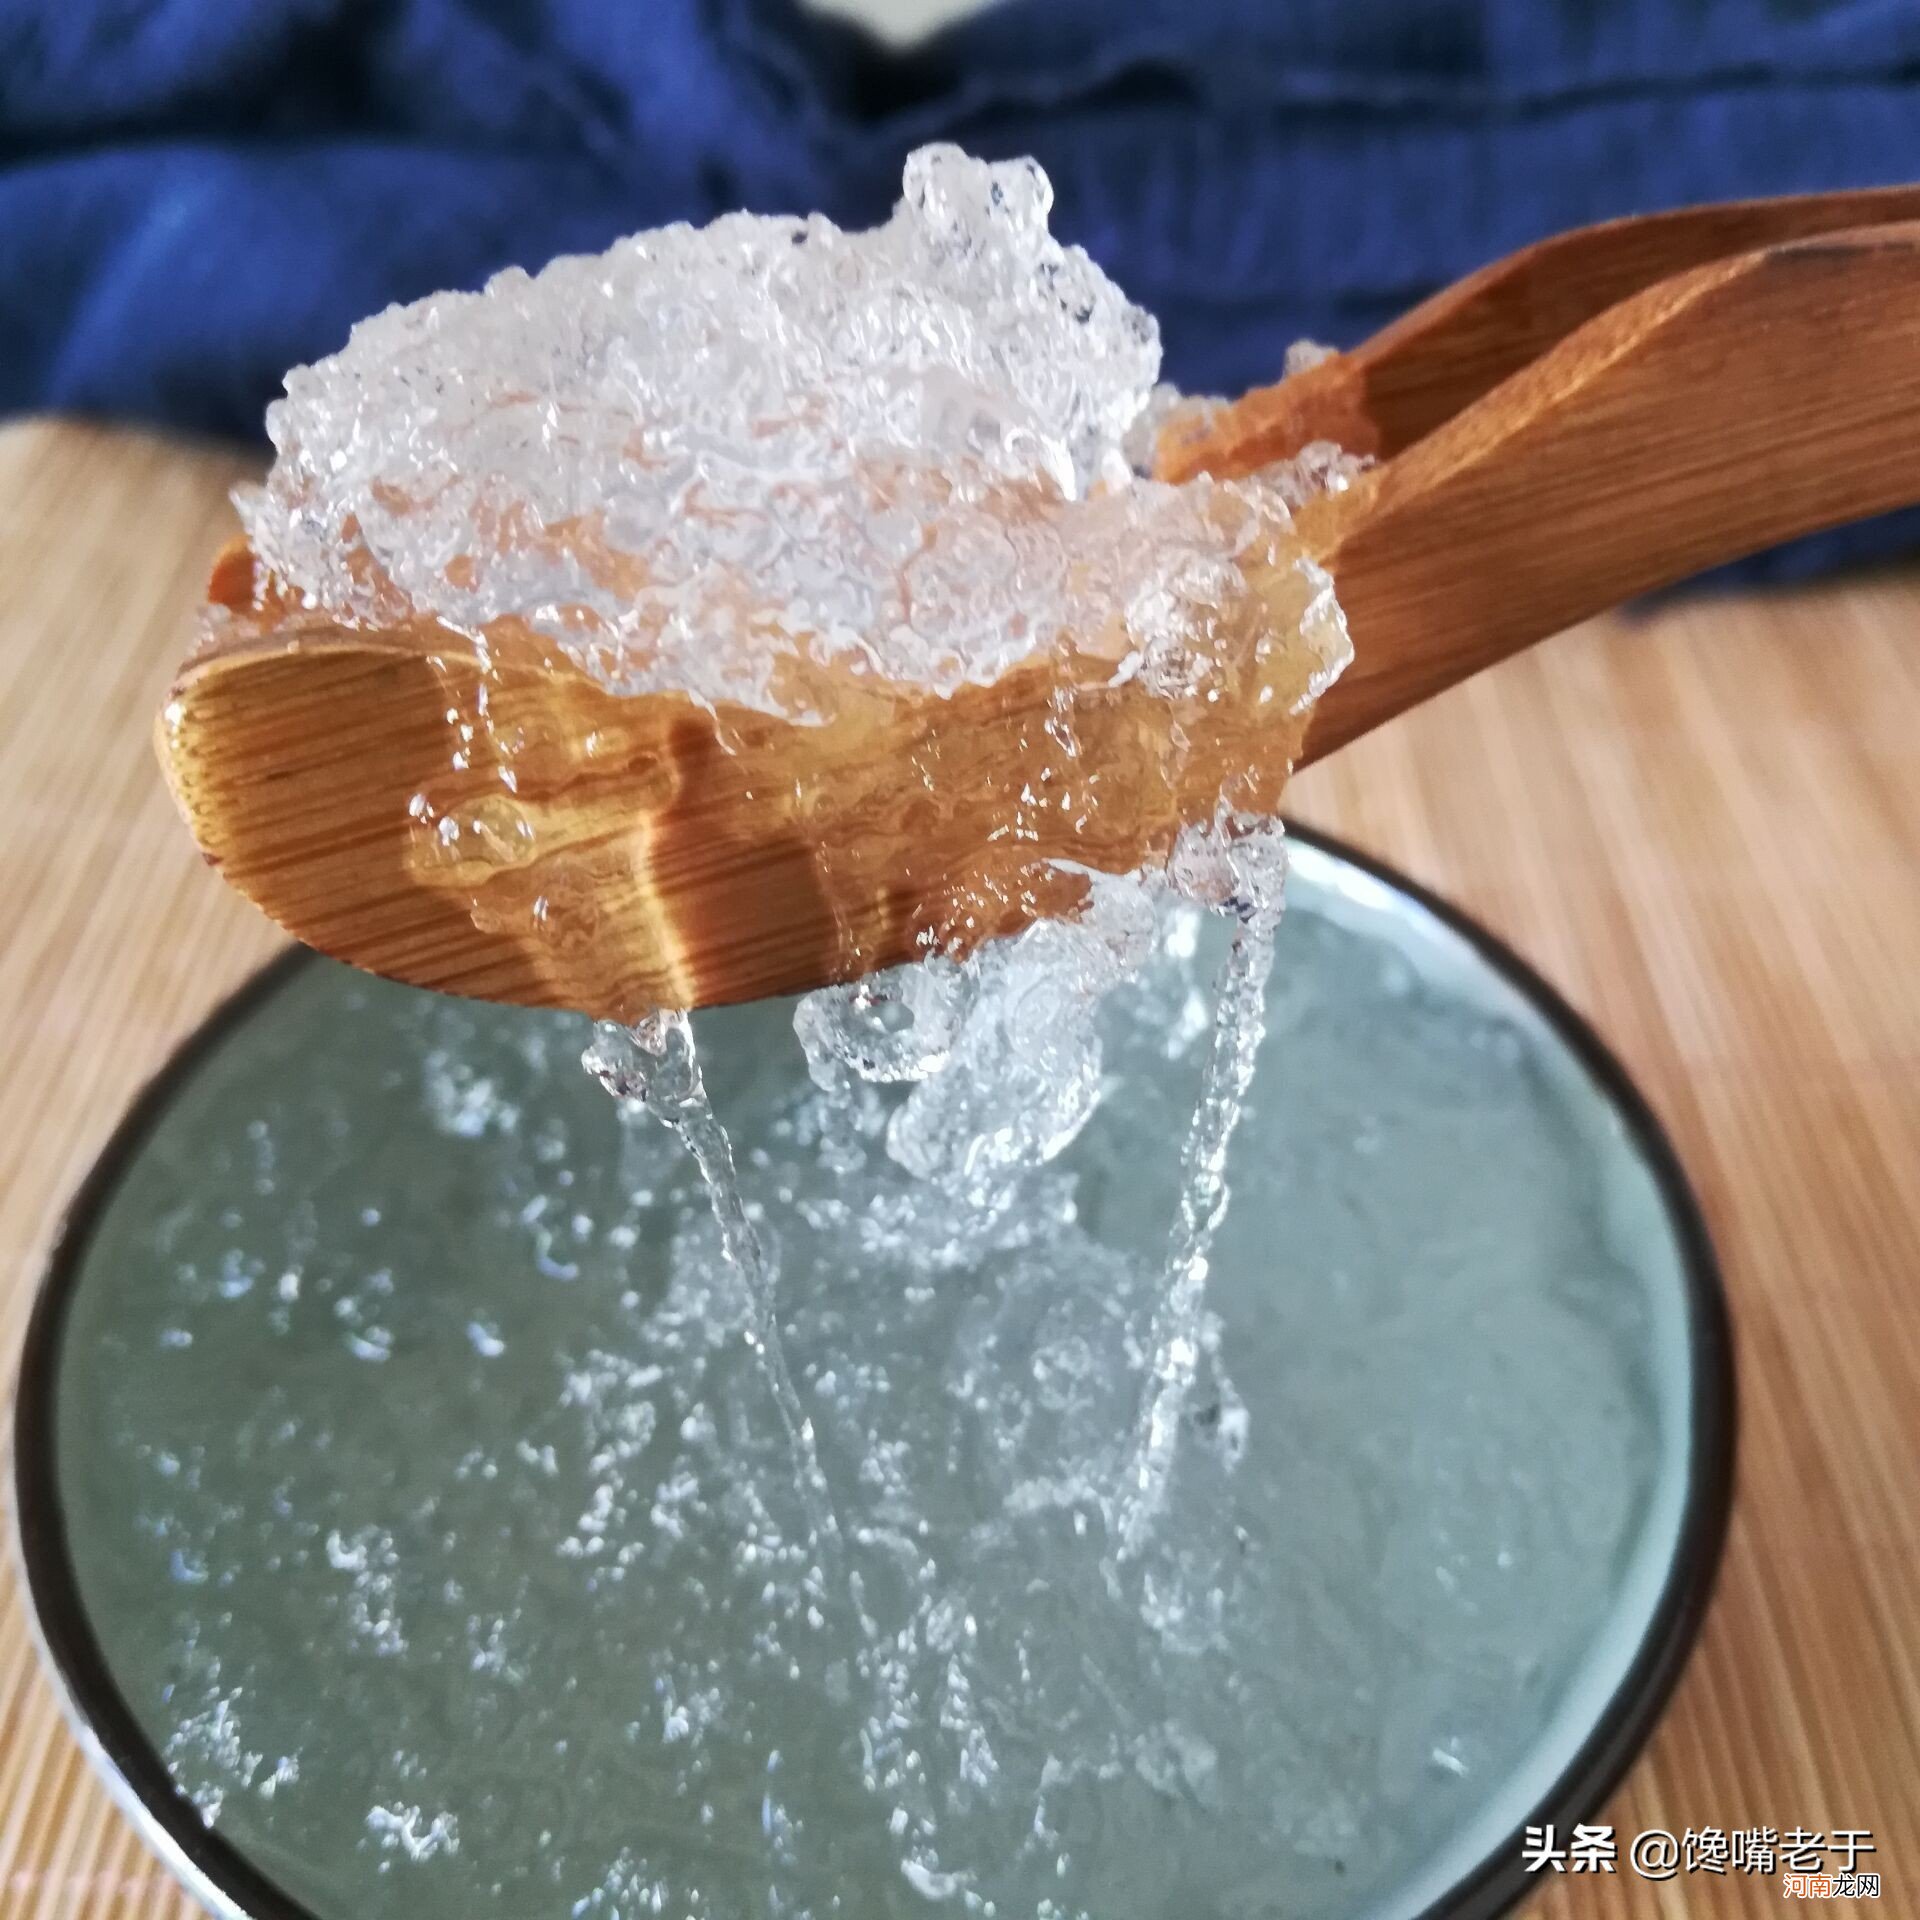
[1115,897,1280,1561]
[588,1014,839,1551]
[587,1014,959,1891]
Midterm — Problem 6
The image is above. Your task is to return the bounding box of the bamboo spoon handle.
[1297,219,1920,765]
[1160,183,1920,482]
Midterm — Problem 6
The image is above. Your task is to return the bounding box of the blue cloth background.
[4,0,1917,576]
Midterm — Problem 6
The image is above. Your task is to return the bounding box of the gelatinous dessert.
[145,146,1406,1915]
[174,146,1350,1015]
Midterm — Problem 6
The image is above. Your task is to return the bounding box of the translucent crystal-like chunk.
[239,146,1181,711]
[206,146,1350,1011]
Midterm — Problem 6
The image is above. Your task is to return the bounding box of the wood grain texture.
[161,501,1333,1018]
[1156,183,1920,482]
[1300,220,1920,762]
[3,419,1917,1916]
[160,529,1330,1017]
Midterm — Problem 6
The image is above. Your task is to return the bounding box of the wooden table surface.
[1,419,1915,1917]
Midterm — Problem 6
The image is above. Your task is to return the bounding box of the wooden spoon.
[161,210,1920,1018]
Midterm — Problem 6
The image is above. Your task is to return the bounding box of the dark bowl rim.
[9,823,1736,1920]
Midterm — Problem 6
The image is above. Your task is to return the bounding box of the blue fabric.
[4,0,1917,576]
